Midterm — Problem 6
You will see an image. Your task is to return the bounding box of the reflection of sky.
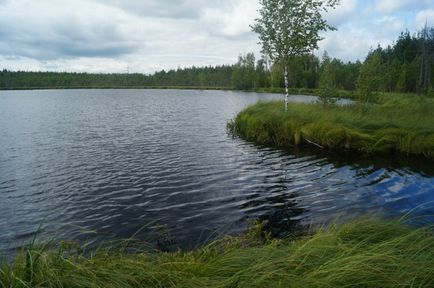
[376,172,434,216]
[300,165,434,224]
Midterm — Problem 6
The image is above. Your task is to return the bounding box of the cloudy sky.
[0,0,433,73]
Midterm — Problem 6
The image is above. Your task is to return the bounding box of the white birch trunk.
[284,65,289,112]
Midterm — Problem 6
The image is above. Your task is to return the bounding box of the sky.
[0,0,433,74]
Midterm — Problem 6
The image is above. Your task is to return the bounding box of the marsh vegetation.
[228,93,434,160]
[2,218,434,288]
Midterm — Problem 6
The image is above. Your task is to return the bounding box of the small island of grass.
[228,93,434,160]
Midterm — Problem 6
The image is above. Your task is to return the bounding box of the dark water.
[1,89,433,256]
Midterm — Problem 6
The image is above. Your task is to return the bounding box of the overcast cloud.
[0,0,433,73]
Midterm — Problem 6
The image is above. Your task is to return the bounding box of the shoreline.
[0,85,356,98]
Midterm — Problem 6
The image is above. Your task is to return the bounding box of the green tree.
[318,51,337,105]
[270,62,285,88]
[255,58,269,88]
[357,50,383,103]
[418,23,434,95]
[252,0,339,111]
[232,53,256,90]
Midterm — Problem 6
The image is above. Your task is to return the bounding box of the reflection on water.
[0,89,433,258]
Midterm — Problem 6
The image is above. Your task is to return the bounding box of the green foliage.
[318,52,338,105]
[252,0,339,62]
[254,58,269,88]
[357,50,383,103]
[0,66,235,90]
[229,94,434,159]
[1,218,434,287]
[232,53,257,90]
[418,23,434,94]
[252,0,339,111]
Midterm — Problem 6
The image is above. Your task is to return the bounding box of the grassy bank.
[1,218,433,287]
[228,93,434,159]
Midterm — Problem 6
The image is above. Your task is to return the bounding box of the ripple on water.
[0,89,434,258]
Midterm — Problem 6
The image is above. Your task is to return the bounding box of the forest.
[0,27,433,96]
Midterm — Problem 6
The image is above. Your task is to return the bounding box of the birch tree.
[418,22,434,95]
[252,0,339,111]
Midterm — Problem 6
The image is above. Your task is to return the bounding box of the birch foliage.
[252,0,339,63]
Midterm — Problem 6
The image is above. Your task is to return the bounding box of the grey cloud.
[0,2,141,60]
[92,0,233,19]
[3,40,137,60]
[0,0,250,69]
[0,28,138,60]
[324,0,359,27]
[2,0,431,73]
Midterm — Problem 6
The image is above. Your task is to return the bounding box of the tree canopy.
[251,0,339,63]
[251,0,340,110]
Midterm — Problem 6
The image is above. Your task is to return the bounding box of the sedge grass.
[228,93,434,159]
[1,218,433,287]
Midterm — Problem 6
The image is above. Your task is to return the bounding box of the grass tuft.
[1,218,434,287]
[228,93,434,160]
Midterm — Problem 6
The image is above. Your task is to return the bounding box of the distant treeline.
[1,27,433,94]
[0,66,234,90]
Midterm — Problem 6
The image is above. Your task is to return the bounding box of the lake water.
[1,89,433,256]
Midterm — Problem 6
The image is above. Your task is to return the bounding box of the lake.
[1,89,433,256]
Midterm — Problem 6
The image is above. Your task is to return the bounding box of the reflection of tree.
[290,145,434,177]
[240,178,308,238]
[258,196,306,238]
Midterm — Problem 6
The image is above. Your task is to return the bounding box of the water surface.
[0,89,433,256]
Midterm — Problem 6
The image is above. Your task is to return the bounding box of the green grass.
[228,93,434,159]
[1,218,434,287]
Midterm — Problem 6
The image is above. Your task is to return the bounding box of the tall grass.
[228,93,434,159]
[1,218,433,287]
